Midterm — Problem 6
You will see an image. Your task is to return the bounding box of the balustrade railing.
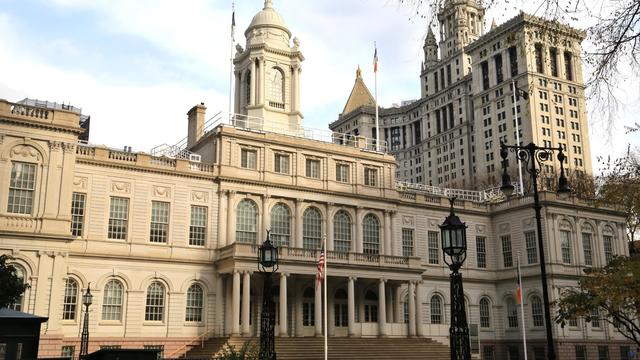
[10,104,49,119]
[108,150,137,162]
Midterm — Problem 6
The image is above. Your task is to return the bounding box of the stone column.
[315,278,322,336]
[242,271,251,335]
[326,203,333,251]
[408,281,416,336]
[227,190,235,245]
[259,57,265,105]
[355,207,364,253]
[250,59,256,106]
[386,285,394,324]
[279,273,288,336]
[216,274,224,335]
[393,284,402,326]
[218,190,228,248]
[295,199,304,248]
[389,211,396,256]
[378,279,387,336]
[383,210,392,256]
[294,66,301,112]
[234,71,241,114]
[415,281,425,337]
[347,277,356,337]
[262,195,270,243]
[232,270,241,335]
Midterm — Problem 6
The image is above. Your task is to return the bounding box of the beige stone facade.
[0,1,630,359]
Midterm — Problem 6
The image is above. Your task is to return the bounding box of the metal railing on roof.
[395,181,521,203]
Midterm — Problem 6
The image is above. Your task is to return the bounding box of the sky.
[0,0,638,173]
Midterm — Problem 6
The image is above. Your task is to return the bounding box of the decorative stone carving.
[10,144,41,161]
[522,218,534,229]
[402,216,414,226]
[73,176,88,190]
[191,190,208,203]
[428,218,438,228]
[499,223,510,233]
[153,186,171,198]
[111,181,131,194]
[62,142,76,153]
[48,141,62,152]
[476,224,486,233]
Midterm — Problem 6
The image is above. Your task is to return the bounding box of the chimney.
[187,102,207,148]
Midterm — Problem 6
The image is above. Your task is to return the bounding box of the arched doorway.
[302,287,315,336]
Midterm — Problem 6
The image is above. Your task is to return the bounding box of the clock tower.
[233,0,304,134]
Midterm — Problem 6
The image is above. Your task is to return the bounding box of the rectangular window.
[402,228,414,257]
[535,44,544,73]
[434,72,439,92]
[306,158,320,178]
[8,162,37,214]
[494,54,503,83]
[150,201,170,243]
[575,345,587,360]
[564,51,574,81]
[189,206,207,246]
[241,148,257,169]
[364,168,378,186]
[591,308,601,328]
[550,48,558,77]
[508,346,520,360]
[525,231,538,264]
[61,346,75,358]
[108,197,129,240]
[560,230,572,264]
[428,231,440,265]
[483,346,495,360]
[533,347,545,360]
[274,153,289,174]
[336,163,349,183]
[501,235,513,267]
[481,61,489,90]
[598,346,609,360]
[71,193,86,237]
[303,302,315,326]
[476,236,487,268]
[603,235,614,264]
[509,46,518,77]
[582,233,593,266]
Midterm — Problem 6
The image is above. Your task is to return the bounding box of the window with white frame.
[150,201,170,243]
[525,231,538,264]
[531,295,544,327]
[62,278,78,320]
[274,153,289,174]
[102,279,124,321]
[303,207,322,249]
[71,193,86,237]
[364,167,378,186]
[591,308,601,328]
[108,197,129,240]
[145,282,165,321]
[61,346,75,359]
[603,227,615,264]
[560,230,572,264]
[402,228,414,257]
[582,231,593,266]
[501,235,513,267]
[236,199,258,243]
[428,231,440,264]
[270,203,290,246]
[476,236,486,268]
[189,206,207,246]
[185,283,203,322]
[336,163,349,183]
[7,162,37,214]
[363,214,380,255]
[305,158,320,178]
[479,297,491,328]
[333,210,352,252]
[241,148,257,169]
[430,295,442,324]
[506,298,518,328]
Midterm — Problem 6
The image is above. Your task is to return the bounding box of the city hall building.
[0,0,631,359]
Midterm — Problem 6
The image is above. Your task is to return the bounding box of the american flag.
[373,43,378,73]
[316,245,325,290]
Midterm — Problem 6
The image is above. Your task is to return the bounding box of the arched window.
[333,210,352,252]
[145,282,165,321]
[186,284,204,322]
[303,287,315,326]
[245,70,251,105]
[479,297,491,328]
[236,199,258,244]
[7,265,25,311]
[62,279,79,320]
[269,67,284,104]
[303,207,322,249]
[430,295,443,324]
[531,295,544,327]
[270,203,290,246]
[102,279,124,321]
[364,290,378,322]
[363,214,380,255]
[603,226,615,264]
[334,289,348,327]
[506,298,518,328]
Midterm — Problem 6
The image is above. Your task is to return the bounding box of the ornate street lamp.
[500,142,571,360]
[79,284,93,359]
[258,230,279,360]
[440,198,471,360]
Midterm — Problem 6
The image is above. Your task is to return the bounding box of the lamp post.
[258,230,279,360]
[440,198,471,360]
[500,142,571,360]
[79,284,93,359]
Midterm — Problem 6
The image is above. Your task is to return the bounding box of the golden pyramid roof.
[341,66,376,115]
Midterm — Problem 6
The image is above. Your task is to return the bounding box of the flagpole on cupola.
[229,1,236,122]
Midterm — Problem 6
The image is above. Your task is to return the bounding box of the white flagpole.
[323,234,328,360]
[512,79,524,195]
[518,254,528,360]
[374,42,380,152]
[228,2,235,122]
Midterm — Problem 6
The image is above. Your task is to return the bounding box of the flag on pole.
[516,256,522,304]
[373,43,379,73]
[316,244,325,290]
[231,4,236,42]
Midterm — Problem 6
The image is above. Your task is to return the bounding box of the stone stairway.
[183,336,450,360]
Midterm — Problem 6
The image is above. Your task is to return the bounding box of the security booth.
[0,308,48,359]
